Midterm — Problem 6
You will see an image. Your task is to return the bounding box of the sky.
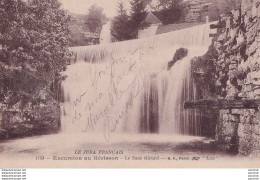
[59,0,130,17]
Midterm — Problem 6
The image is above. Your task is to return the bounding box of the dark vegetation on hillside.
[111,0,242,41]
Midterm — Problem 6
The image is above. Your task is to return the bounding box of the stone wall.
[190,0,260,156]
[216,108,260,156]
[206,0,260,156]
[184,0,213,23]
[183,0,243,23]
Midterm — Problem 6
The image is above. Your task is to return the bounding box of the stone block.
[231,109,245,115]
[256,36,260,42]
[238,124,245,137]
[231,114,241,123]
[229,64,238,70]
[245,124,254,134]
[232,10,240,24]
[249,62,258,72]
[246,41,258,56]
[246,70,260,82]
[220,109,230,114]
[240,114,255,124]
[249,109,257,114]
[252,79,260,86]
[243,84,252,92]
[253,88,260,95]
[238,124,253,138]
[253,124,260,135]
[257,111,260,122]
[222,121,238,136]
[246,21,258,44]
[229,70,238,80]
[238,137,253,155]
[224,135,232,143]
[244,75,252,84]
[248,91,257,98]
[258,3,260,17]
[241,0,254,15]
[251,113,259,124]
[231,59,238,64]
[238,92,248,98]
[237,79,244,86]
[229,28,239,43]
[252,0,260,18]
[220,113,230,121]
[217,33,227,42]
[244,12,252,28]
[227,88,240,99]
[251,133,260,147]
[250,70,260,78]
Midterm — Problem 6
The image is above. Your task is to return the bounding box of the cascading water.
[61,23,213,140]
[100,21,112,44]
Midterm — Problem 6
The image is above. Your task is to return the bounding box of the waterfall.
[61,23,213,138]
[100,21,112,44]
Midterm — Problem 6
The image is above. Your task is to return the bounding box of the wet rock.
[168,48,188,70]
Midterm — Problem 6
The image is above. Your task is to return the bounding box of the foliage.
[0,0,71,111]
[68,14,94,46]
[151,0,180,10]
[111,0,184,40]
[111,2,132,41]
[128,0,150,39]
[86,4,107,33]
[152,0,184,24]
[191,43,218,99]
[111,0,150,40]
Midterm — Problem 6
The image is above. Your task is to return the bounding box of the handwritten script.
[69,45,164,141]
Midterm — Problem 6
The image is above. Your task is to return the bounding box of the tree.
[0,0,28,106]
[128,0,150,39]
[0,0,71,110]
[0,0,72,137]
[152,0,184,24]
[86,4,106,33]
[111,2,131,41]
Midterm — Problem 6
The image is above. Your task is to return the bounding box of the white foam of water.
[62,23,213,138]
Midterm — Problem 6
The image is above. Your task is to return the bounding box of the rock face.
[217,2,260,155]
[192,0,260,156]
[168,48,188,70]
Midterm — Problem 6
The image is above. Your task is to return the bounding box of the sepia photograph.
[0,0,260,168]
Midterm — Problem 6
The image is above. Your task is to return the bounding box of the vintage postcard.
[0,0,260,168]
